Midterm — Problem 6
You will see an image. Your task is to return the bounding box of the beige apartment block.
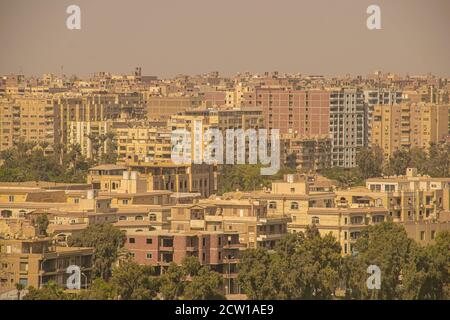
[365,168,450,220]
[115,123,172,162]
[169,199,289,250]
[68,120,113,159]
[0,96,56,152]
[0,238,93,291]
[371,102,449,159]
[280,134,332,171]
[146,95,202,120]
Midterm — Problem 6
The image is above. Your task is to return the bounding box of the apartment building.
[371,102,449,158]
[328,89,366,168]
[0,96,56,152]
[0,238,93,290]
[0,97,16,151]
[125,230,241,294]
[170,107,264,163]
[88,162,215,197]
[222,174,387,254]
[280,134,332,171]
[146,95,202,120]
[365,168,450,220]
[169,199,289,250]
[68,120,113,159]
[242,89,330,137]
[363,89,402,144]
[115,122,172,162]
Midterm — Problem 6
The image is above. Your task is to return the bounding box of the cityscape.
[0,0,449,305]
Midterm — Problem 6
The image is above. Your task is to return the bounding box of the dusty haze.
[0,0,449,77]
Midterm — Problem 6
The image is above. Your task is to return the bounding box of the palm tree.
[15,282,25,300]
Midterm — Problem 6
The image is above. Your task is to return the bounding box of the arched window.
[290,202,299,210]
[119,216,127,221]
[149,214,157,221]
[269,201,277,209]
[135,215,144,221]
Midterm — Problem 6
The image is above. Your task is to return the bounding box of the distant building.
[0,238,93,290]
[371,103,449,159]
[281,134,332,171]
[124,230,242,294]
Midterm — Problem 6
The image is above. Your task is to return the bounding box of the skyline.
[1,0,450,78]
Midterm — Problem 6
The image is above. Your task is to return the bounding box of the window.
[119,216,126,221]
[8,195,14,202]
[129,238,135,244]
[19,262,28,272]
[146,238,152,244]
[431,231,436,240]
[122,199,129,205]
[1,210,12,218]
[268,201,277,209]
[135,215,143,221]
[202,238,206,247]
[420,231,425,241]
[149,214,157,221]
[311,216,320,225]
[290,202,299,210]
[146,253,152,260]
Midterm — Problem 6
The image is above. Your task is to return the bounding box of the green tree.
[409,147,428,174]
[35,214,49,236]
[286,153,297,171]
[401,231,450,299]
[356,147,384,179]
[79,278,116,300]
[23,281,74,300]
[349,222,414,299]
[15,282,25,300]
[321,167,364,188]
[68,223,126,280]
[159,263,186,300]
[218,164,272,194]
[238,227,342,300]
[184,267,225,300]
[237,249,274,299]
[385,149,411,176]
[110,261,160,300]
[427,142,450,177]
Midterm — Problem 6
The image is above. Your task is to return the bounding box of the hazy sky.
[1,0,449,78]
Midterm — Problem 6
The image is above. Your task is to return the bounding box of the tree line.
[21,222,450,300]
[238,222,450,300]
[0,137,117,183]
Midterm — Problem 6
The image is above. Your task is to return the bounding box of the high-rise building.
[329,89,366,168]
[371,103,449,159]
[242,89,330,137]
[363,89,402,144]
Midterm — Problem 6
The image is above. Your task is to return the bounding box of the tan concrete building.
[371,102,449,158]
[125,230,242,294]
[0,238,93,290]
[280,134,332,171]
[169,199,289,250]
